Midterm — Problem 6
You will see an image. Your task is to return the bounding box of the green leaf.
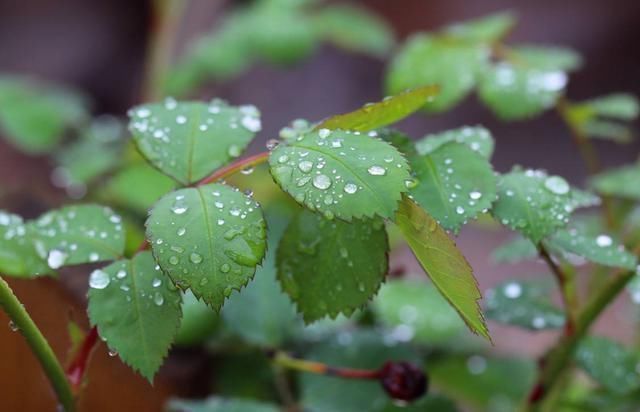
[546,226,637,270]
[590,164,640,200]
[300,330,421,412]
[485,280,565,330]
[0,75,88,154]
[478,62,567,120]
[269,129,410,220]
[491,236,537,264]
[167,397,279,412]
[103,163,176,214]
[222,212,298,345]
[429,355,536,409]
[416,125,495,159]
[575,336,640,394]
[408,142,497,232]
[174,290,220,347]
[444,12,517,43]
[386,34,489,112]
[146,183,267,311]
[316,85,439,132]
[30,204,125,268]
[491,169,575,243]
[312,4,394,57]
[382,394,460,412]
[508,45,583,72]
[87,251,182,381]
[395,196,490,341]
[372,279,466,345]
[585,93,639,120]
[129,99,260,185]
[276,209,387,322]
[0,211,52,277]
[583,120,633,143]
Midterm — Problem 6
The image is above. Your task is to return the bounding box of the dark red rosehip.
[379,361,428,402]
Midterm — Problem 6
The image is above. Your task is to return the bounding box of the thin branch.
[196,151,270,186]
[66,326,99,391]
[0,276,75,411]
[269,350,380,380]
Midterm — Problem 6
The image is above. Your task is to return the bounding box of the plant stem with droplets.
[0,276,75,412]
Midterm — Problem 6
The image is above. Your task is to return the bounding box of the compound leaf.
[395,196,490,341]
[129,99,261,185]
[146,184,267,311]
[87,251,182,382]
[269,129,410,220]
[276,210,388,322]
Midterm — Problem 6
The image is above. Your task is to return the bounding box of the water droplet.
[47,249,68,269]
[116,270,127,279]
[108,349,118,357]
[240,166,254,175]
[404,179,417,189]
[153,292,164,306]
[220,263,230,273]
[223,286,232,297]
[312,174,332,190]
[298,160,313,173]
[344,183,358,194]
[596,234,613,247]
[190,253,203,264]
[241,116,261,132]
[152,278,162,287]
[469,191,482,200]
[544,176,570,195]
[467,355,487,375]
[89,252,99,262]
[367,165,386,176]
[176,115,187,125]
[503,282,522,299]
[89,270,110,289]
[169,256,179,265]
[228,144,242,157]
[318,128,331,138]
[265,139,279,151]
[456,206,465,215]
[8,320,18,332]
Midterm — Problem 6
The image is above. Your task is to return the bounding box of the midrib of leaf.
[295,141,394,213]
[126,258,152,373]
[196,187,217,281]
[186,107,203,183]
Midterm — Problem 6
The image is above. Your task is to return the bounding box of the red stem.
[66,326,99,392]
[196,151,269,186]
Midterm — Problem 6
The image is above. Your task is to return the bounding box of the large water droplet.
[47,249,68,269]
[503,282,522,299]
[312,174,332,190]
[152,278,162,287]
[298,160,313,173]
[367,165,386,176]
[89,269,110,289]
[344,183,358,194]
[469,191,482,200]
[190,253,203,264]
[544,176,570,195]
[596,234,613,247]
[153,292,164,306]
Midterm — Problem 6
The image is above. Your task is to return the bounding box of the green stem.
[0,277,75,411]
[141,0,187,102]
[537,244,577,334]
[525,268,636,411]
[271,351,380,380]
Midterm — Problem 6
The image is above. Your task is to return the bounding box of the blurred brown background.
[1,0,639,410]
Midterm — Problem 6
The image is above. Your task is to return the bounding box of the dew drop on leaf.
[367,165,386,176]
[89,269,110,289]
[312,174,332,190]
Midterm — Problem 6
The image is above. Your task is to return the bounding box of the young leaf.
[386,34,489,112]
[507,45,583,72]
[408,142,497,232]
[222,212,298,346]
[146,184,267,311]
[444,12,516,43]
[395,196,490,341]
[416,126,495,159]
[0,75,88,154]
[582,120,633,143]
[87,251,182,382]
[129,99,261,185]
[0,211,51,277]
[316,85,439,132]
[491,169,575,243]
[269,129,410,220]
[478,62,567,120]
[312,4,394,57]
[276,209,388,322]
[484,280,565,331]
[167,397,279,412]
[372,279,466,345]
[590,163,640,200]
[491,236,537,264]
[30,205,125,268]
[575,336,640,394]
[301,330,421,412]
[546,227,638,270]
[585,93,639,120]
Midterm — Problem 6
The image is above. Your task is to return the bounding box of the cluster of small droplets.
[417,126,493,156]
[128,99,261,173]
[271,129,407,219]
[89,263,174,307]
[491,63,567,108]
